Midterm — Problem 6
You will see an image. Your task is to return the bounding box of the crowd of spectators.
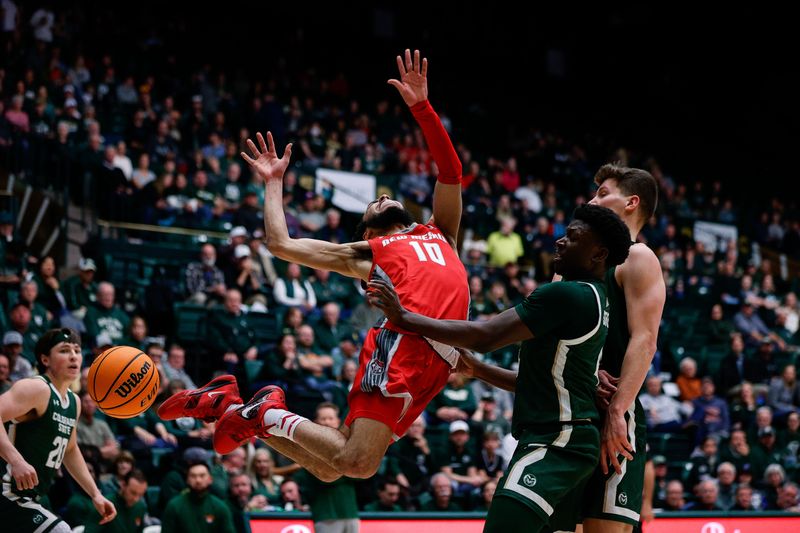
[2,2,800,530]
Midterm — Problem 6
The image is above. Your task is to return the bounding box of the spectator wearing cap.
[768,364,800,421]
[62,257,99,313]
[185,243,227,306]
[84,281,131,347]
[1,330,32,380]
[273,262,316,314]
[689,377,730,445]
[435,420,482,499]
[218,226,250,274]
[751,428,782,482]
[225,242,267,310]
[161,462,236,533]
[207,288,258,368]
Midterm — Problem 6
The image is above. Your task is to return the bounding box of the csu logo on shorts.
[523,474,537,487]
[33,514,44,524]
[618,492,628,505]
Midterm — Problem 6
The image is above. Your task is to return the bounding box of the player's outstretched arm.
[63,418,117,524]
[389,49,462,247]
[368,280,531,353]
[242,131,373,280]
[0,379,50,491]
[456,349,517,392]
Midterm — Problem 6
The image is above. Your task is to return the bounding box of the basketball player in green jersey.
[579,164,664,533]
[368,204,633,533]
[0,328,116,532]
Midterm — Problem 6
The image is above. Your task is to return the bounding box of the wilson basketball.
[87,346,160,419]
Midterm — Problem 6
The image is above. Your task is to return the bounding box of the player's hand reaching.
[241,131,293,182]
[388,48,428,107]
[366,280,406,325]
[454,348,477,377]
[93,493,117,524]
[10,457,38,491]
[599,410,634,475]
[595,369,619,409]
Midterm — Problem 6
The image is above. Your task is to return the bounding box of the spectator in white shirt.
[640,374,689,432]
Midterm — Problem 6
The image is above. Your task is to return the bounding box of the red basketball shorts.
[344,327,452,440]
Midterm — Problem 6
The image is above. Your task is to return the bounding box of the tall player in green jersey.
[0,328,116,532]
[368,204,633,533]
[580,164,664,533]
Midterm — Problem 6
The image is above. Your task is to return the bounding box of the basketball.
[87,346,160,419]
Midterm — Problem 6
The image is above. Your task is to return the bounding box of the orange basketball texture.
[87,346,160,418]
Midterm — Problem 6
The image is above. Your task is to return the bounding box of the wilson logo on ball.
[114,361,152,398]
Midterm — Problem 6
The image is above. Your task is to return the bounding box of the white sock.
[263,408,308,441]
[225,403,243,413]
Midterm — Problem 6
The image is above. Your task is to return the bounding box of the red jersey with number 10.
[368,223,469,334]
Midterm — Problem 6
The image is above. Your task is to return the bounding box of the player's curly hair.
[573,204,632,268]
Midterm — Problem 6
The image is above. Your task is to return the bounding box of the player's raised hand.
[11,457,38,491]
[367,280,406,324]
[388,48,428,107]
[93,493,117,524]
[241,131,293,181]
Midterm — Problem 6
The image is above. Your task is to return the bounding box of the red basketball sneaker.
[157,375,242,422]
[213,385,287,454]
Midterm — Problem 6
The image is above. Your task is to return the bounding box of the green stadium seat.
[245,359,264,382]
[145,486,160,512]
[173,303,207,343]
[248,311,280,344]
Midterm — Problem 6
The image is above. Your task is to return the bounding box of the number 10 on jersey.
[409,241,446,266]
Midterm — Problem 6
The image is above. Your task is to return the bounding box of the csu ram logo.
[114,361,152,398]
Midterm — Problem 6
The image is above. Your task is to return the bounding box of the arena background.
[1,2,799,533]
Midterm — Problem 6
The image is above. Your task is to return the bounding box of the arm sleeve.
[514,282,599,339]
[410,100,462,184]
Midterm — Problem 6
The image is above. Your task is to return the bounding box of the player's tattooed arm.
[368,280,531,353]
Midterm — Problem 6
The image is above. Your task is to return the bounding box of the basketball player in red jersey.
[160,49,468,482]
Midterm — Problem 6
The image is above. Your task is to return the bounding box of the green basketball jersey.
[1,375,79,498]
[512,279,608,437]
[600,266,628,376]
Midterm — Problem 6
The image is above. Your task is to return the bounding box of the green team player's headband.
[35,328,81,356]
